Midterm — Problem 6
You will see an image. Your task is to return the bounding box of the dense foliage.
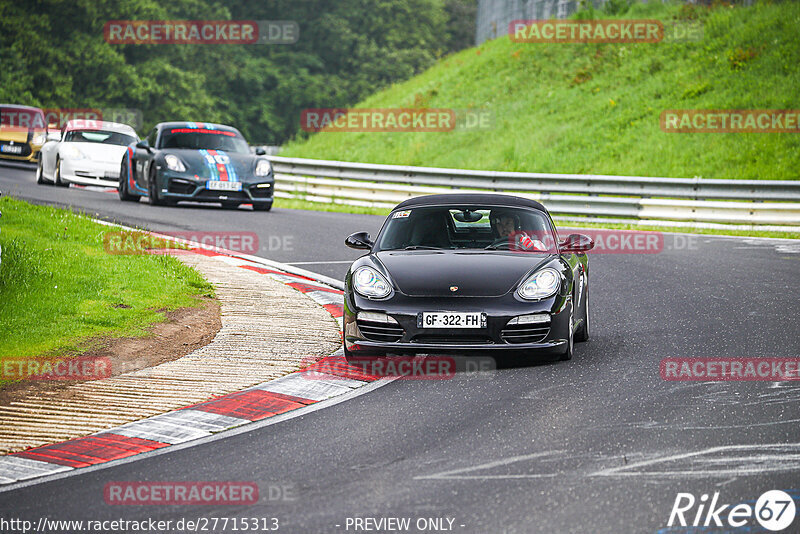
[0,0,476,143]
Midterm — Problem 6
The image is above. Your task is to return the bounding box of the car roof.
[0,104,44,113]
[157,122,241,134]
[64,120,136,134]
[393,193,547,212]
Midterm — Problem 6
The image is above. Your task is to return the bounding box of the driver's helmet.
[489,209,520,237]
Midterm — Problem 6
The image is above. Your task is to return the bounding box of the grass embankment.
[282,1,800,178]
[0,197,214,371]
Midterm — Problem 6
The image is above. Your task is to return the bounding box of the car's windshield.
[158,127,249,153]
[376,205,557,253]
[63,129,136,146]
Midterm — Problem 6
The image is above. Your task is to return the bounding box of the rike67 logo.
[668,490,796,531]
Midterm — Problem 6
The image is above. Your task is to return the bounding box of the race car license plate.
[207,181,242,192]
[418,312,486,329]
[1,145,23,154]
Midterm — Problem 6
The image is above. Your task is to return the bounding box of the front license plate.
[418,312,486,329]
[206,181,242,191]
[1,145,23,154]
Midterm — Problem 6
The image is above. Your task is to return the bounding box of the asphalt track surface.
[1,162,799,533]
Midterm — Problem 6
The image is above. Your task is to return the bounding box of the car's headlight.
[32,133,46,145]
[255,159,272,176]
[353,267,391,299]
[165,154,186,172]
[61,145,86,160]
[517,268,561,300]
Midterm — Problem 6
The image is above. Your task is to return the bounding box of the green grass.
[0,197,214,366]
[274,197,799,239]
[283,0,800,179]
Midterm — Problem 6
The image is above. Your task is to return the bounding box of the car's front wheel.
[118,157,138,202]
[252,201,272,212]
[36,158,48,184]
[575,285,589,342]
[147,167,173,206]
[559,306,574,361]
[54,157,68,187]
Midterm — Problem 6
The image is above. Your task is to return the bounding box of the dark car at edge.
[118,121,274,210]
[343,193,595,362]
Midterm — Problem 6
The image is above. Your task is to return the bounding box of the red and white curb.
[0,234,374,487]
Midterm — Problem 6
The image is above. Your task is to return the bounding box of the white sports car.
[36,120,138,188]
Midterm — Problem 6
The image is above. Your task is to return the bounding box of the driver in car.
[490,209,548,251]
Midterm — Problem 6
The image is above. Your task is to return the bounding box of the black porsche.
[118,122,274,210]
[343,193,595,361]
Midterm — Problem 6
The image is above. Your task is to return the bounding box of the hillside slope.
[284,1,800,179]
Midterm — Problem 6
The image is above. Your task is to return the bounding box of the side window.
[147,129,157,147]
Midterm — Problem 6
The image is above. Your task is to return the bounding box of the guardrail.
[267,156,800,230]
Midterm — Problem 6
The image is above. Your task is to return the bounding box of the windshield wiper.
[403,245,444,250]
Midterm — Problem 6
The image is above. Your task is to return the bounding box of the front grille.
[412,335,493,345]
[0,141,31,157]
[168,180,196,195]
[500,324,550,344]
[357,320,404,342]
[195,190,248,201]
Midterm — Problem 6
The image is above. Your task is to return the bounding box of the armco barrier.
[266,156,800,228]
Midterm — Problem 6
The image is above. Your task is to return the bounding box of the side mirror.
[345,231,373,250]
[255,147,266,155]
[559,233,594,254]
[46,131,61,142]
[136,139,151,152]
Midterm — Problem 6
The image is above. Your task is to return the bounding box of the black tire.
[147,167,164,206]
[252,201,272,212]
[118,156,138,201]
[36,158,48,184]
[559,306,575,361]
[575,285,589,343]
[54,157,68,187]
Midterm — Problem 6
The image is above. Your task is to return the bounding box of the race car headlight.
[165,154,186,172]
[255,159,272,176]
[61,145,86,160]
[517,268,561,300]
[353,267,391,299]
[32,133,46,145]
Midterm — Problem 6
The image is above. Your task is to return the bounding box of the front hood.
[66,142,128,163]
[165,149,258,180]
[376,250,555,297]
[0,130,30,143]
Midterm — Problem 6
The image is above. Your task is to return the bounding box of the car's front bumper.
[158,172,274,204]
[0,141,42,162]
[344,292,572,357]
[60,159,119,187]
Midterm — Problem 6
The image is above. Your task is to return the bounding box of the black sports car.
[343,194,595,361]
[118,122,274,210]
